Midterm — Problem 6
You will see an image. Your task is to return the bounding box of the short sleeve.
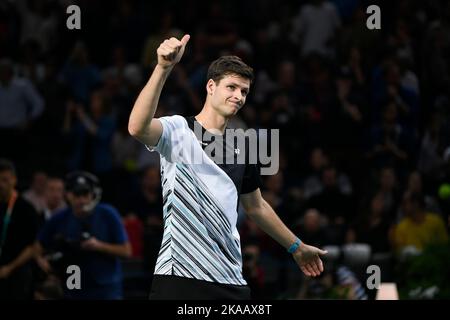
[145,115,188,162]
[241,163,262,194]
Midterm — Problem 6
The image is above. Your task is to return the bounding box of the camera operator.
[35,171,131,299]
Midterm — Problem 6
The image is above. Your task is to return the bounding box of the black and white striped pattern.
[149,116,246,285]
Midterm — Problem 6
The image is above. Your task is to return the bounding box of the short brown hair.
[207,55,254,84]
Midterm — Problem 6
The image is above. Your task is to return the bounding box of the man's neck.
[195,105,228,135]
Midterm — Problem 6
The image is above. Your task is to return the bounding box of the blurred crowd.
[1,0,450,299]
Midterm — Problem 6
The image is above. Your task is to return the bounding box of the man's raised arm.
[128,34,190,146]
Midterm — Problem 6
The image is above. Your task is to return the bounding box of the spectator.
[393,192,448,256]
[403,170,442,219]
[372,166,401,220]
[23,171,48,213]
[242,242,266,299]
[302,147,330,199]
[0,159,39,299]
[292,0,341,58]
[0,59,44,166]
[35,171,131,299]
[59,41,101,105]
[307,165,354,226]
[346,192,394,254]
[295,262,368,300]
[417,110,448,186]
[294,208,333,248]
[63,89,116,201]
[366,101,414,175]
[41,176,67,222]
[126,166,163,271]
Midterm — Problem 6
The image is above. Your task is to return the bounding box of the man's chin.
[221,109,237,118]
[229,105,240,115]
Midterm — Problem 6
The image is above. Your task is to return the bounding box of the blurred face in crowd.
[303,209,322,233]
[207,74,250,118]
[407,171,422,194]
[380,168,396,191]
[142,166,160,192]
[45,178,65,211]
[66,191,94,217]
[0,170,16,202]
[31,171,48,194]
[401,192,424,222]
[265,172,284,194]
[90,90,106,119]
[310,148,328,171]
[277,61,296,88]
[370,193,385,216]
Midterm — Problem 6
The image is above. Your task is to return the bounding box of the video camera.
[44,222,93,279]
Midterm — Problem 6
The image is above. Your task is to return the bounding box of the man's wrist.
[155,63,174,73]
[287,238,302,254]
[96,240,108,253]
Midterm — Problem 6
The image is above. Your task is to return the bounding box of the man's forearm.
[6,245,35,272]
[98,242,131,258]
[247,199,298,250]
[128,65,172,136]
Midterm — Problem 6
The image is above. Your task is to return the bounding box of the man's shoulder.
[16,195,37,211]
[157,115,191,136]
[158,114,189,126]
[46,207,71,224]
[10,196,39,223]
[11,77,32,89]
[425,212,445,225]
[396,218,411,230]
[95,203,121,218]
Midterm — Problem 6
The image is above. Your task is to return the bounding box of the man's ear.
[206,79,216,95]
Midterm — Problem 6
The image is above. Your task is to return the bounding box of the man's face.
[207,74,250,117]
[45,179,65,210]
[0,170,16,201]
[66,191,94,216]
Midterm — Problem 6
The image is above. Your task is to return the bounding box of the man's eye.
[227,85,235,90]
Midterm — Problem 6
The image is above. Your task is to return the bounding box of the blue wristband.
[287,238,302,254]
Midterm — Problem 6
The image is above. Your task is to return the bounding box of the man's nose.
[233,91,243,102]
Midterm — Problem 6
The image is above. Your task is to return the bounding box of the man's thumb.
[317,249,328,255]
[181,34,190,47]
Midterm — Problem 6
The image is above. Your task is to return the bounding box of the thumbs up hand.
[157,34,190,69]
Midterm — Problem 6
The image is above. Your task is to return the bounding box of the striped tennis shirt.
[146,115,261,285]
